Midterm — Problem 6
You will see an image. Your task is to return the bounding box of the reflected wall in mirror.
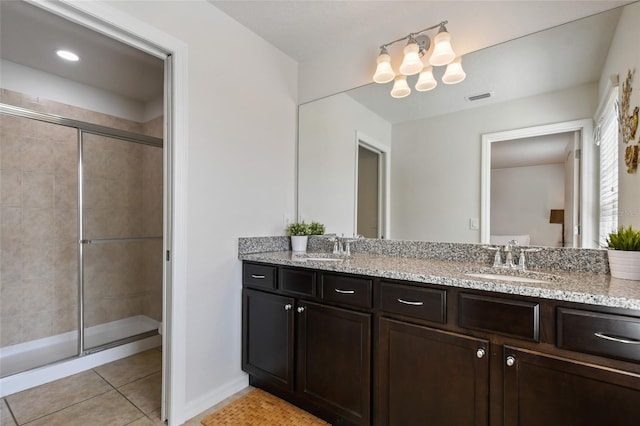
[298,2,640,248]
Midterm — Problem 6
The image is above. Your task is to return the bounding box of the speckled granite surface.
[239,236,610,273]
[238,239,640,310]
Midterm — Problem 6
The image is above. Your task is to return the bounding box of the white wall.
[391,82,597,242]
[599,1,640,230]
[0,59,153,122]
[491,164,565,247]
[102,0,298,422]
[298,93,391,236]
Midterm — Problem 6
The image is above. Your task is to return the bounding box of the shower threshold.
[0,315,159,379]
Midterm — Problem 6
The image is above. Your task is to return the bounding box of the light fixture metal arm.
[379,20,447,50]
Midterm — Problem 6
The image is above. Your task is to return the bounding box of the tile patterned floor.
[1,347,258,426]
[1,348,164,426]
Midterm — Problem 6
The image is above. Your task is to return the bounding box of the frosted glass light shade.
[429,31,455,66]
[399,42,423,76]
[373,52,395,83]
[442,57,466,84]
[390,75,411,98]
[415,66,437,91]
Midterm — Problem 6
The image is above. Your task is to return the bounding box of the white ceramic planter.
[607,250,640,280]
[291,235,308,253]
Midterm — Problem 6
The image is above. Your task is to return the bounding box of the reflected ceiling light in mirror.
[391,75,411,98]
[415,66,437,91]
[429,24,456,66]
[372,20,464,98]
[442,57,466,84]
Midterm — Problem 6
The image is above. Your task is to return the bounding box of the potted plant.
[309,221,326,236]
[286,221,325,252]
[606,225,640,280]
[287,221,311,252]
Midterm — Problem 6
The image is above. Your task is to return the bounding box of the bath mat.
[200,388,329,426]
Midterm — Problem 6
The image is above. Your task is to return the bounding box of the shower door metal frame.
[0,103,163,356]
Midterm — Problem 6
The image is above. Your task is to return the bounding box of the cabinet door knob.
[506,355,516,367]
[297,306,306,313]
[284,304,292,311]
[476,348,486,359]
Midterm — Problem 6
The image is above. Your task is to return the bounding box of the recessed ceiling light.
[56,50,80,62]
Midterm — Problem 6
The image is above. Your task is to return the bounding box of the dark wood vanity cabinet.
[502,346,640,426]
[297,300,371,425]
[243,261,640,426]
[242,288,294,391]
[377,317,489,426]
[242,263,371,425]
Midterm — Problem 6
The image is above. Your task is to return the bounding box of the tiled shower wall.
[0,89,163,347]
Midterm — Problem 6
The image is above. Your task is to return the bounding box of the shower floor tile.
[1,348,162,426]
[5,370,112,424]
[118,371,162,414]
[24,390,144,426]
[0,399,17,426]
[94,348,161,388]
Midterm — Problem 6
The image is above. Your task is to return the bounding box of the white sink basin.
[464,273,551,284]
[303,257,344,262]
[292,253,344,262]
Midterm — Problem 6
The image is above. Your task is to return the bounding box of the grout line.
[3,398,20,426]
[18,388,114,426]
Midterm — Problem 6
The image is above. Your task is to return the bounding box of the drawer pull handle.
[334,288,355,294]
[594,332,640,345]
[397,298,424,306]
[250,274,265,279]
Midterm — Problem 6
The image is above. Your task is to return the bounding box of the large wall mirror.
[298,2,640,248]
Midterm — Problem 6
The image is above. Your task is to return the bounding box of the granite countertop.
[240,251,640,311]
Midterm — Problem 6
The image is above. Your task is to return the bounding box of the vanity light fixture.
[373,21,465,98]
[56,49,80,62]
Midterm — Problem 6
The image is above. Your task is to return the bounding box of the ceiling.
[0,1,634,107]
[209,0,632,64]
[0,0,164,103]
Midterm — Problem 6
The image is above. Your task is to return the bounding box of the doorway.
[0,0,173,421]
[355,134,390,239]
[481,119,596,248]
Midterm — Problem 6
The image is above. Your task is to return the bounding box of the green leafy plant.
[308,221,326,235]
[607,226,640,251]
[286,221,311,236]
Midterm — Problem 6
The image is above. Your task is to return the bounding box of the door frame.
[480,119,595,248]
[354,131,390,238]
[28,1,189,424]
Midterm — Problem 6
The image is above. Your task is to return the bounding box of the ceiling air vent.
[465,91,494,102]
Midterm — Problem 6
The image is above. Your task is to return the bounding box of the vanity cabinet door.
[296,300,371,425]
[503,346,640,426]
[377,317,489,426]
[242,288,295,392]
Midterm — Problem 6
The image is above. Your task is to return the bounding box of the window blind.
[597,92,618,247]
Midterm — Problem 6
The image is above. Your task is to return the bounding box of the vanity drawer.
[279,267,316,297]
[459,293,539,341]
[320,273,372,308]
[378,281,446,323]
[557,308,640,363]
[243,262,277,289]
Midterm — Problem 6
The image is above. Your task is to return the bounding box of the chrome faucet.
[503,239,518,269]
[332,236,344,255]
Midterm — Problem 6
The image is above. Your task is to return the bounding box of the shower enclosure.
[0,102,163,385]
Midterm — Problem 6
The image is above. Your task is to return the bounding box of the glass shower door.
[80,132,162,352]
[0,112,79,377]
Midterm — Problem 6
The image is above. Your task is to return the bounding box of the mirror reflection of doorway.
[357,144,381,238]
